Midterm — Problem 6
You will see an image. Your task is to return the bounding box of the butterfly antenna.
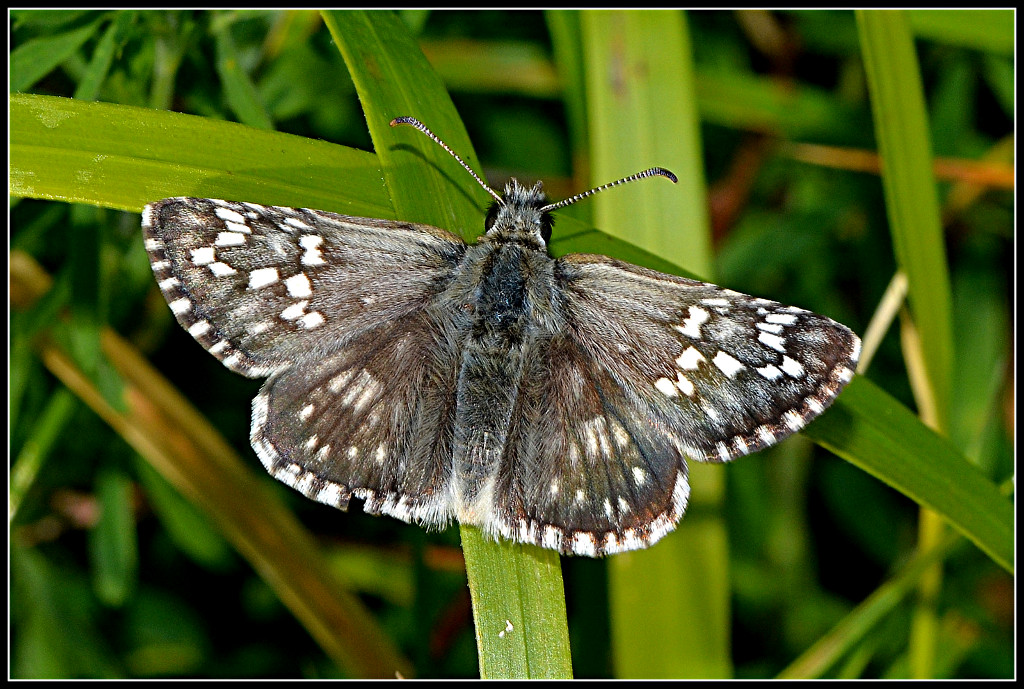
[390,116,504,205]
[539,167,678,213]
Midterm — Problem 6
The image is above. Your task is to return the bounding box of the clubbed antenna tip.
[539,167,677,213]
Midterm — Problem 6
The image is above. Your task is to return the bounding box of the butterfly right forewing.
[143,198,467,378]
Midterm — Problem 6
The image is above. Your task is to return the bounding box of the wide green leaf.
[9,93,390,217]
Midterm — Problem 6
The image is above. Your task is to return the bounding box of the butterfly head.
[484,179,554,248]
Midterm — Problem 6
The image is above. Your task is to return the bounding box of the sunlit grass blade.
[857,10,958,677]
[856,10,953,432]
[9,93,391,218]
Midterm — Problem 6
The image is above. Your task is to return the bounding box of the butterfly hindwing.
[489,333,689,556]
[251,306,464,527]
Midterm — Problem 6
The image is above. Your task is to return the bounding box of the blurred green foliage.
[9,9,1013,679]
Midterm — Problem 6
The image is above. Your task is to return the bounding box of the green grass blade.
[577,11,730,679]
[323,10,482,231]
[10,389,78,521]
[323,10,573,678]
[11,17,102,91]
[907,9,1014,54]
[802,378,1012,574]
[460,529,573,678]
[778,529,961,678]
[856,10,953,431]
[74,11,136,101]
[90,468,138,606]
[581,10,712,274]
[212,18,274,130]
[856,11,958,676]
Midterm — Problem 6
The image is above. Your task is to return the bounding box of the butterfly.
[142,117,860,556]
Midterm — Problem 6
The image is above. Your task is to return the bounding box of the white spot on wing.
[209,261,236,277]
[299,234,326,266]
[713,351,745,378]
[215,231,246,247]
[169,298,191,315]
[191,247,215,265]
[285,273,312,298]
[248,321,271,335]
[655,377,678,397]
[214,206,246,224]
[632,466,647,486]
[780,355,805,378]
[248,267,279,289]
[572,532,597,557]
[285,217,312,231]
[758,331,786,352]
[675,306,710,339]
[298,311,325,329]
[766,313,799,325]
[280,300,309,320]
[676,346,705,370]
[674,372,695,397]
